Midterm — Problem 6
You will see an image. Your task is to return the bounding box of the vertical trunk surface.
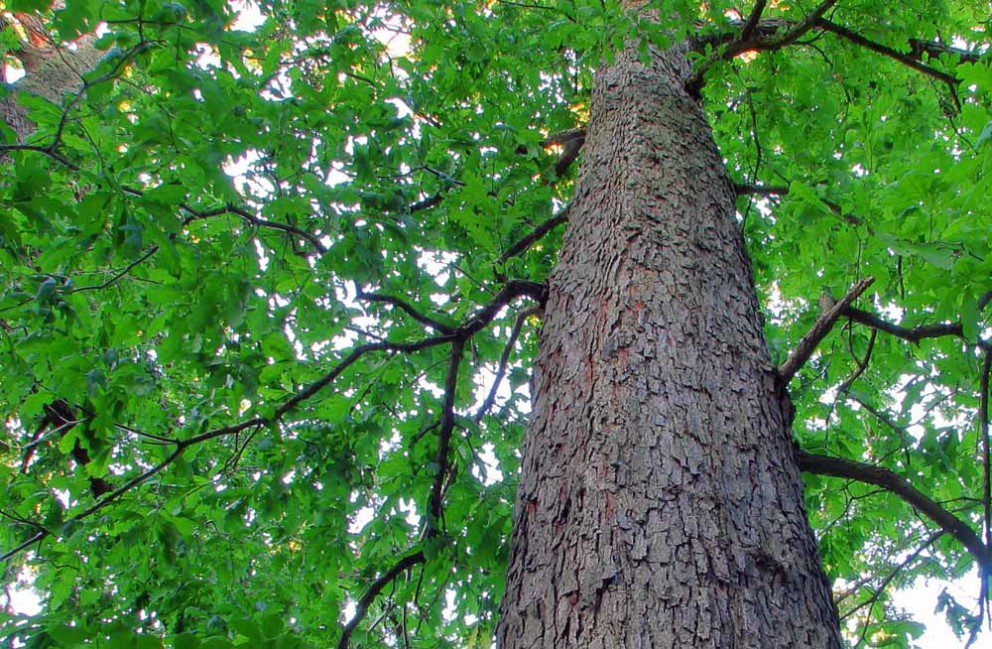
[496,42,841,648]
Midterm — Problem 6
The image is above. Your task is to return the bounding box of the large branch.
[739,0,769,41]
[841,305,991,351]
[687,1,839,94]
[762,0,839,49]
[690,11,984,94]
[427,340,465,535]
[2,277,545,563]
[515,128,587,178]
[797,449,990,566]
[815,19,960,87]
[778,277,875,386]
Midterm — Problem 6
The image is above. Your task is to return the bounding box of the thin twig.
[356,285,455,334]
[840,530,943,622]
[836,328,877,398]
[70,246,159,294]
[474,306,538,422]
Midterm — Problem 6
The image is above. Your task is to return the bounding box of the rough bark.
[1,14,102,142]
[496,42,842,648]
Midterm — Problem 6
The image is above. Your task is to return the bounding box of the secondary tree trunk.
[496,41,842,648]
[1,14,101,143]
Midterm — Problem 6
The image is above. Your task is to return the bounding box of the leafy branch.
[686,0,839,94]
[337,550,426,649]
[474,305,540,423]
[688,5,984,95]
[1,278,547,564]
[797,449,991,567]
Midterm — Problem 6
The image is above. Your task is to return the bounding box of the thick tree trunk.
[496,42,842,648]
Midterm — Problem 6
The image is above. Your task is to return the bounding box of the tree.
[1,0,990,646]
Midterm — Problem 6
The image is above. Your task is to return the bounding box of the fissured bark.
[496,42,841,648]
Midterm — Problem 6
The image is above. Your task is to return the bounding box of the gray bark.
[496,42,842,648]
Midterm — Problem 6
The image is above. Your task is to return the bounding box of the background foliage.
[1,1,991,647]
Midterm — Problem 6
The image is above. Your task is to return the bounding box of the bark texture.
[1,14,101,142]
[496,42,842,648]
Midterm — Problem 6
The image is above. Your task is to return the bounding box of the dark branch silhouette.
[797,449,990,566]
[778,277,874,386]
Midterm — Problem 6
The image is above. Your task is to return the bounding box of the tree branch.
[686,0,838,94]
[427,340,465,535]
[460,280,547,336]
[797,449,991,566]
[474,305,539,423]
[908,38,983,65]
[356,285,455,334]
[331,287,549,646]
[762,0,839,50]
[815,18,960,87]
[980,351,991,550]
[177,200,327,254]
[733,181,791,197]
[842,305,991,351]
[2,276,546,563]
[515,128,587,177]
[778,276,875,386]
[337,550,426,649]
[740,1,769,41]
[496,206,571,268]
[690,9,984,94]
[2,148,328,256]
[840,530,943,635]
[69,246,159,294]
[836,328,877,399]
[406,191,444,214]
[0,337,448,564]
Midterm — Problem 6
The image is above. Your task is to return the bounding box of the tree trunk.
[1,14,102,143]
[496,41,842,648]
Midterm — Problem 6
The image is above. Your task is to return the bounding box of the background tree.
[1,1,990,647]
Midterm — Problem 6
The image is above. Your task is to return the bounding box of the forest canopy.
[1,0,992,647]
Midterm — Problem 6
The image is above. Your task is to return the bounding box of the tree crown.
[1,1,991,646]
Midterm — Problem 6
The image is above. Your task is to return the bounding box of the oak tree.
[2,1,991,647]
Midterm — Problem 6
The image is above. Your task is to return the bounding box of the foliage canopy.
[1,0,992,647]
